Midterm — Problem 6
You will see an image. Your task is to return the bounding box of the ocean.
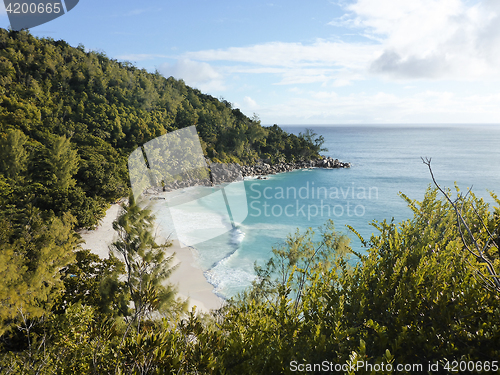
[153,125,500,298]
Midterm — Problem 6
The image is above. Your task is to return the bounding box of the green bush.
[2,187,500,374]
[214,187,500,373]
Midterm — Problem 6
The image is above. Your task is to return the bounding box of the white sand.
[78,204,122,259]
[78,203,224,314]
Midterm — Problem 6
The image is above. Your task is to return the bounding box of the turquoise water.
[157,125,500,298]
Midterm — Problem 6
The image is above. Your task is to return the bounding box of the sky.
[2,0,500,125]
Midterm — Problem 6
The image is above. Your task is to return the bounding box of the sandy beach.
[78,203,225,314]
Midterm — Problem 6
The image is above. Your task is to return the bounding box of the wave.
[203,225,252,297]
[151,188,254,297]
[229,226,245,246]
[204,261,256,298]
[206,226,244,269]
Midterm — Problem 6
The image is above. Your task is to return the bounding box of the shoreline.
[142,157,351,195]
[78,157,350,312]
[78,203,225,314]
[240,156,350,178]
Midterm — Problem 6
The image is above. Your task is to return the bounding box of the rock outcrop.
[240,157,350,178]
[143,157,350,196]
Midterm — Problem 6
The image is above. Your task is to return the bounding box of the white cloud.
[235,96,260,113]
[259,89,500,124]
[186,40,378,71]
[243,96,259,109]
[332,78,352,87]
[183,40,377,88]
[177,0,500,85]
[148,0,500,123]
[116,53,170,62]
[341,0,500,80]
[111,7,162,18]
[125,9,151,16]
[370,50,450,79]
[158,59,226,92]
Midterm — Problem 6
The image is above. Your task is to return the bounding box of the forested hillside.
[0,28,326,352]
[0,28,322,228]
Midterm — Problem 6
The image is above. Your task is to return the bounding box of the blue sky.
[2,0,500,125]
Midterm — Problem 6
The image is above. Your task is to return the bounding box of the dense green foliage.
[110,195,187,327]
[0,28,322,229]
[0,209,78,337]
[217,188,500,373]
[2,187,500,374]
[0,29,327,373]
[2,29,499,374]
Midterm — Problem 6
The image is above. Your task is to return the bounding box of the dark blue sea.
[158,125,500,297]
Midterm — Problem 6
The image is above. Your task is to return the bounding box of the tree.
[55,249,129,317]
[217,221,353,374]
[214,188,500,373]
[46,135,79,191]
[0,128,28,182]
[2,186,500,373]
[423,157,500,294]
[247,219,350,307]
[298,128,327,159]
[0,209,78,336]
[110,195,185,329]
[1,28,326,231]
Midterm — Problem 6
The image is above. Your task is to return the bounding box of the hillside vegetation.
[0,28,322,228]
[1,187,500,373]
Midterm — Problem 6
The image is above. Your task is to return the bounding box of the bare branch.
[422,158,500,293]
